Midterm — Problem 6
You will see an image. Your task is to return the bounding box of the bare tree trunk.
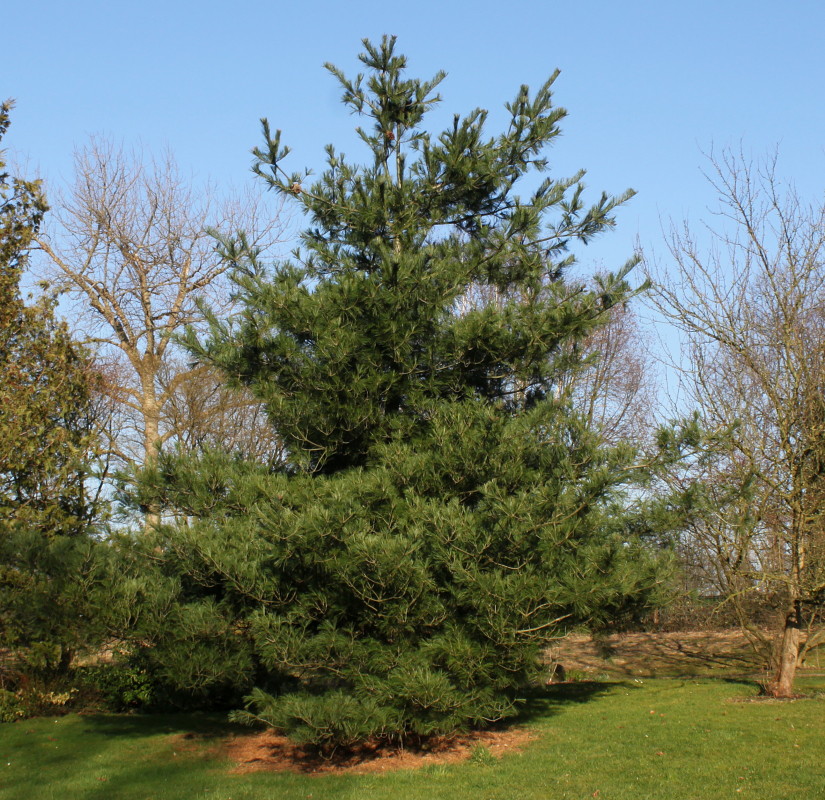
[768,601,801,697]
[142,382,161,530]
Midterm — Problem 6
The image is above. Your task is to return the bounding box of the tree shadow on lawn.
[719,675,825,701]
[77,681,625,742]
[68,683,628,777]
[513,679,636,725]
[218,685,627,776]
[77,710,247,740]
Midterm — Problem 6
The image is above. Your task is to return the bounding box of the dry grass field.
[549,628,825,681]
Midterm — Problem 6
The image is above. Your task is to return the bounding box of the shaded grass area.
[1,677,824,799]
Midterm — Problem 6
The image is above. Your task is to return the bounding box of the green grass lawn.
[1,677,823,800]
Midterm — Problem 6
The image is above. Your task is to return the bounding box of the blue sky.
[5,0,825,308]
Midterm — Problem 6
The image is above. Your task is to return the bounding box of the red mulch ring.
[218,726,535,775]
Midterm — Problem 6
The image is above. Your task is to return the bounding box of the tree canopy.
[0,101,104,670]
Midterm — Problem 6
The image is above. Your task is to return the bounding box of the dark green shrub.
[78,662,159,711]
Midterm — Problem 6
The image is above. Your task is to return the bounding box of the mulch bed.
[213,725,535,774]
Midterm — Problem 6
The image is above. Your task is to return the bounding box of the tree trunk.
[767,602,801,697]
[57,646,74,674]
[142,383,161,530]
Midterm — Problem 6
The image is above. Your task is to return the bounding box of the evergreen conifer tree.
[131,38,669,747]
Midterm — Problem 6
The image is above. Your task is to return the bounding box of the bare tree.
[457,279,655,444]
[648,147,825,696]
[34,139,286,518]
[158,356,286,466]
[557,299,654,444]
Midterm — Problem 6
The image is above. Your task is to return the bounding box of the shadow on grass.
[720,677,762,689]
[77,710,246,740]
[67,683,627,778]
[513,679,637,726]
[77,682,631,746]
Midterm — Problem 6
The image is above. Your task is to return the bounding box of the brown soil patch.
[726,694,814,703]
[221,726,535,775]
[727,696,800,703]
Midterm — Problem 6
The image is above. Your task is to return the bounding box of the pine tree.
[0,101,103,672]
[132,38,669,747]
